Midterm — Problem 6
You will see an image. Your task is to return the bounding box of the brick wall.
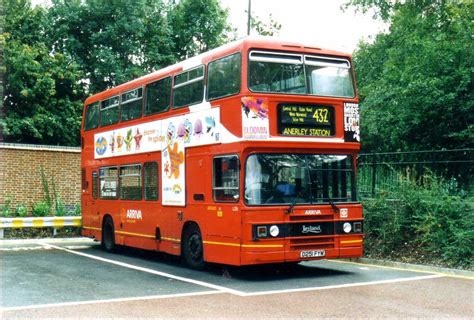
[0,143,81,211]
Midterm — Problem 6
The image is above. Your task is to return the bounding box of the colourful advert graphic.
[241,97,270,140]
[93,108,220,159]
[344,102,360,142]
[162,118,186,206]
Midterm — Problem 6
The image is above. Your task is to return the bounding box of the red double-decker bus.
[81,38,363,269]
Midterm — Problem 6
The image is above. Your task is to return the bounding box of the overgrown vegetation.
[348,0,473,153]
[362,173,473,269]
[345,0,473,269]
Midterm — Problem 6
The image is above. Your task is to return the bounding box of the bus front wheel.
[182,224,205,270]
[102,216,116,253]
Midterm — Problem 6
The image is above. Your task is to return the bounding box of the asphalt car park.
[1,238,473,318]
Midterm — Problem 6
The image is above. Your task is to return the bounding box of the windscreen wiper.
[326,196,340,213]
[286,196,297,214]
[309,168,339,213]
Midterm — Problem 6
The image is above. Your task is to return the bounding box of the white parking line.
[0,237,93,245]
[0,245,92,251]
[40,242,246,296]
[1,291,221,312]
[0,246,52,251]
[35,242,446,301]
[242,274,445,296]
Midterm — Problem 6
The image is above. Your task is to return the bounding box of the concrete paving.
[1,238,473,318]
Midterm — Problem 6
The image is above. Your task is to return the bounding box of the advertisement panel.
[161,117,186,206]
[241,97,269,140]
[94,120,163,159]
[93,108,221,206]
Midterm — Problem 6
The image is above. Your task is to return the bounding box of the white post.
[0,228,4,239]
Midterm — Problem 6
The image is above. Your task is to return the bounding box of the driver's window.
[213,155,240,202]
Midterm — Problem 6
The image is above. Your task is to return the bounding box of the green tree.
[48,0,175,93]
[2,0,85,145]
[1,3,5,127]
[250,13,281,36]
[168,0,232,60]
[2,0,235,145]
[349,0,473,152]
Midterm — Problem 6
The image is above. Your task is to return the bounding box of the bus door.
[245,154,290,259]
[89,170,101,229]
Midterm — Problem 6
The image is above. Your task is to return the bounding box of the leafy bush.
[54,199,67,216]
[14,204,28,217]
[363,174,473,269]
[73,204,81,216]
[1,197,13,217]
[32,201,51,217]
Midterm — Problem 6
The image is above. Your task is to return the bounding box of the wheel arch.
[180,220,206,269]
[101,214,114,235]
[101,213,117,252]
[181,220,201,247]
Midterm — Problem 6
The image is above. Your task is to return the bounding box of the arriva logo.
[302,225,322,234]
[126,209,142,220]
[305,210,321,215]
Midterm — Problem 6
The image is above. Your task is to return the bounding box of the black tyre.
[182,224,205,270]
[102,216,116,253]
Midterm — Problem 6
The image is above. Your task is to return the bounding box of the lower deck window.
[120,164,142,200]
[99,167,118,199]
[144,162,158,200]
[92,171,98,199]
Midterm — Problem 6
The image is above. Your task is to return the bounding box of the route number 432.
[313,108,329,124]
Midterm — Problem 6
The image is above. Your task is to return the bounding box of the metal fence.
[357,149,474,198]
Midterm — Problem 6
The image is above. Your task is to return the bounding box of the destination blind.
[278,104,335,137]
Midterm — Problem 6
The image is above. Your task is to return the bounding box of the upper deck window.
[207,53,241,101]
[100,96,120,127]
[145,77,171,115]
[248,50,355,98]
[305,56,355,98]
[84,101,100,131]
[121,87,143,122]
[173,66,204,108]
[249,51,305,94]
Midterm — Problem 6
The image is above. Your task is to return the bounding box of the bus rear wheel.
[102,216,116,253]
[182,224,205,270]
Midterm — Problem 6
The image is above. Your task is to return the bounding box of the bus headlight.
[343,222,352,233]
[269,225,279,237]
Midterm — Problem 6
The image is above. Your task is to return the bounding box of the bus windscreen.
[245,154,357,205]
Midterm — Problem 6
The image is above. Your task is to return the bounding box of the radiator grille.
[290,236,335,249]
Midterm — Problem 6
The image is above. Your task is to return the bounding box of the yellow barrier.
[0,217,82,238]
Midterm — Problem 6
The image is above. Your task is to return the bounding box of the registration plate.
[300,250,325,258]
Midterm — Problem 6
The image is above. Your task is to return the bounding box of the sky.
[220,0,387,53]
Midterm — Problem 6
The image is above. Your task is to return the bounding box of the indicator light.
[257,226,267,238]
[353,222,362,233]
